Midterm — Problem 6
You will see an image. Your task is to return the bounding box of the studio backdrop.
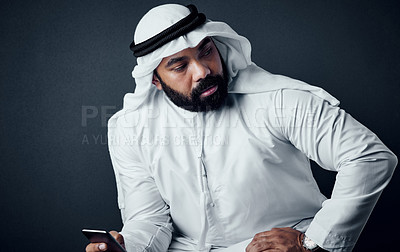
[1,0,399,251]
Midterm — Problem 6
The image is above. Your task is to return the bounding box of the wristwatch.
[302,235,320,251]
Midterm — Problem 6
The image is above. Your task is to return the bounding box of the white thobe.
[108,73,397,252]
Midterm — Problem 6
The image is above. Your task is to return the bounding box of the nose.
[191,60,211,82]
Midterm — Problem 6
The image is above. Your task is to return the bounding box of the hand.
[85,231,125,252]
[246,227,307,252]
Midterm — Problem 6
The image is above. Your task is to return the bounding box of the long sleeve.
[275,89,397,251]
[108,114,173,252]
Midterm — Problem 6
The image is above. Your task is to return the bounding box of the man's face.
[153,37,228,112]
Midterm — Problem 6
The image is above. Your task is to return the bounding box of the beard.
[158,71,229,112]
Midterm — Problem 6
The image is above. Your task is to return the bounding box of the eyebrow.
[166,56,188,68]
[197,37,212,52]
[165,38,212,69]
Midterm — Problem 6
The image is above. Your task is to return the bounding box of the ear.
[152,74,163,90]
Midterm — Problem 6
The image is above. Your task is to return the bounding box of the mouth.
[199,85,218,98]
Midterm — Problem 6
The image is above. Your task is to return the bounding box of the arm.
[276,89,397,251]
[107,114,173,252]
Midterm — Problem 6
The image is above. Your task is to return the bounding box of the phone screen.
[82,229,126,252]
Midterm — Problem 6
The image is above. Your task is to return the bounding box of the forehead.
[160,37,212,63]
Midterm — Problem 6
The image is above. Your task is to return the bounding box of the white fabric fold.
[107,4,397,251]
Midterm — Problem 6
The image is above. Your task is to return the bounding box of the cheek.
[211,55,223,75]
[165,74,193,95]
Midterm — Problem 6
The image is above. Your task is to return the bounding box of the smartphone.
[82,229,126,252]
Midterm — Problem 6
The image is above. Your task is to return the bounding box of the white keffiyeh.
[120,4,339,113]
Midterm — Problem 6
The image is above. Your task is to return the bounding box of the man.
[86,4,397,252]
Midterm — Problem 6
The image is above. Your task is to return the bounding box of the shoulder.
[279,89,330,107]
[107,88,165,150]
[230,64,340,107]
[229,88,332,112]
[108,88,163,129]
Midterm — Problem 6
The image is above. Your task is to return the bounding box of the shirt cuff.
[305,220,356,252]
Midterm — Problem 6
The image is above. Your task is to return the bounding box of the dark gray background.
[1,0,399,251]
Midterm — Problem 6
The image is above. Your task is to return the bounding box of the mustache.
[191,75,225,98]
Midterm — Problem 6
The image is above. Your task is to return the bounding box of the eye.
[173,63,187,72]
[201,47,213,57]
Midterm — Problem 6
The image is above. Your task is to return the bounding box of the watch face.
[304,236,318,250]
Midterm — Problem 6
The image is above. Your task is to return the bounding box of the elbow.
[386,150,398,176]
[367,150,397,191]
[377,150,398,186]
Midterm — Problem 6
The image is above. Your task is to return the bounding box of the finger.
[246,240,258,252]
[86,242,107,252]
[247,236,267,249]
[109,231,125,248]
[246,239,274,252]
[109,231,123,244]
[247,242,274,252]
